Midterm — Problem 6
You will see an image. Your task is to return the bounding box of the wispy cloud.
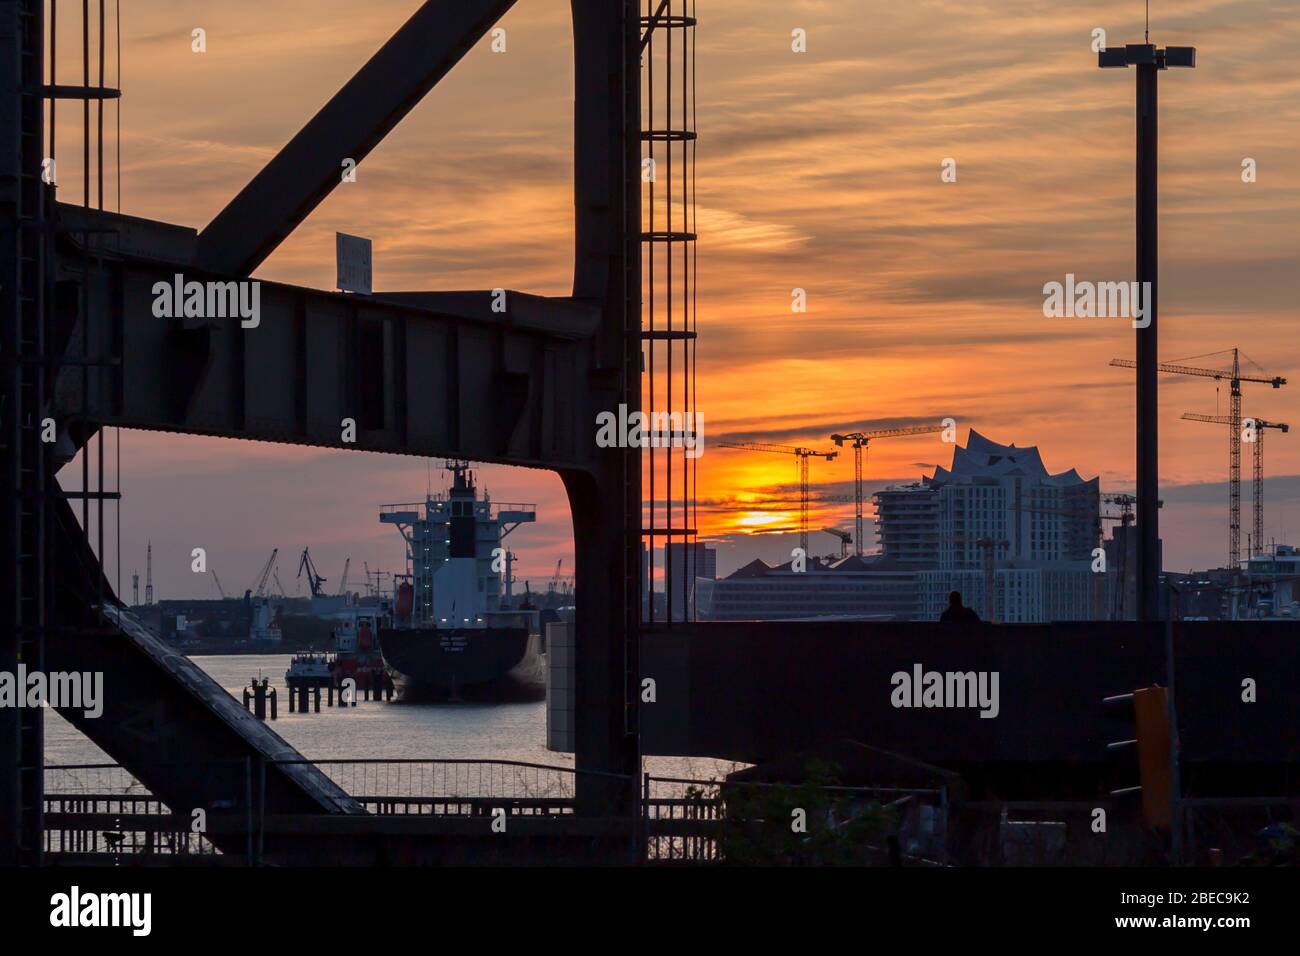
[81,0,1300,593]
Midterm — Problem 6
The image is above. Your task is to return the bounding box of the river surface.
[43,654,739,783]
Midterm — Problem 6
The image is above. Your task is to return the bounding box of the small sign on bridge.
[336,232,372,295]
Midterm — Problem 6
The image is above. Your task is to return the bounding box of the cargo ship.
[377,462,544,699]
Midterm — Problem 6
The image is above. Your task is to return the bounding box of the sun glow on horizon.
[732,511,796,532]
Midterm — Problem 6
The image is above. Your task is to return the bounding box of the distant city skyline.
[75,429,1300,602]
[57,0,1300,598]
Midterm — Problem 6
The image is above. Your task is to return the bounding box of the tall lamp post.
[1099,42,1196,622]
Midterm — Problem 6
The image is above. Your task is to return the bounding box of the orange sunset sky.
[54,0,1300,598]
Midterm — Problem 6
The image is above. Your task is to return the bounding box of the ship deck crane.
[1182,412,1290,559]
[337,557,351,596]
[503,550,517,602]
[719,441,838,552]
[296,547,327,598]
[831,424,948,557]
[362,562,392,598]
[1112,349,1286,567]
[211,570,228,600]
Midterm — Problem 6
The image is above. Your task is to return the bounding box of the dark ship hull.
[378,626,544,700]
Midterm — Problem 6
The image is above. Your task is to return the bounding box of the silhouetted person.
[940,590,980,623]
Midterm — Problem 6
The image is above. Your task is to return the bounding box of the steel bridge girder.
[51,214,600,473]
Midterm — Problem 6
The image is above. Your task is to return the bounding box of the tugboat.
[377,461,543,699]
[328,607,389,694]
[284,651,332,690]
[285,604,392,697]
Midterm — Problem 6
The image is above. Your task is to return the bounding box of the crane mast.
[1113,349,1286,567]
[719,442,838,553]
[831,423,947,556]
[249,548,278,599]
[1182,412,1290,560]
[296,547,327,598]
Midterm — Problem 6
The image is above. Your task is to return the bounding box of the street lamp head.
[1098,47,1132,68]
[1098,43,1196,70]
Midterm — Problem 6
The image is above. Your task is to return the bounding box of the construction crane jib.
[719,442,838,555]
[831,422,952,557]
[1182,412,1290,561]
[1113,350,1285,567]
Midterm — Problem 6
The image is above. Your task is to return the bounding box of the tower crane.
[1182,412,1290,560]
[1101,494,1137,620]
[1112,349,1286,567]
[719,442,838,552]
[1013,495,1140,619]
[945,535,1009,622]
[831,424,948,556]
[296,547,327,598]
[936,495,1140,621]
[820,527,853,560]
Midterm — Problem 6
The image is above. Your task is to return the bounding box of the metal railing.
[44,763,238,862]
[44,758,953,865]
[45,758,1300,865]
[267,758,589,816]
[378,500,536,516]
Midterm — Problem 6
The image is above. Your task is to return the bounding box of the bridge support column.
[566,470,640,820]
[568,0,642,831]
[0,0,50,867]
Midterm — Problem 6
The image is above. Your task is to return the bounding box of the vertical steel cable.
[115,0,120,211]
[96,0,102,210]
[49,1,56,162]
[646,0,655,624]
[665,0,673,622]
[689,0,697,620]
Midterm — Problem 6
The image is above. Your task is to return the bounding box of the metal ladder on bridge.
[628,1,698,752]
[639,0,698,628]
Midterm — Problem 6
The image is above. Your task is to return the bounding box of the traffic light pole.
[1164,586,1184,864]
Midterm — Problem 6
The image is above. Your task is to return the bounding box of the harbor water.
[43,654,737,782]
